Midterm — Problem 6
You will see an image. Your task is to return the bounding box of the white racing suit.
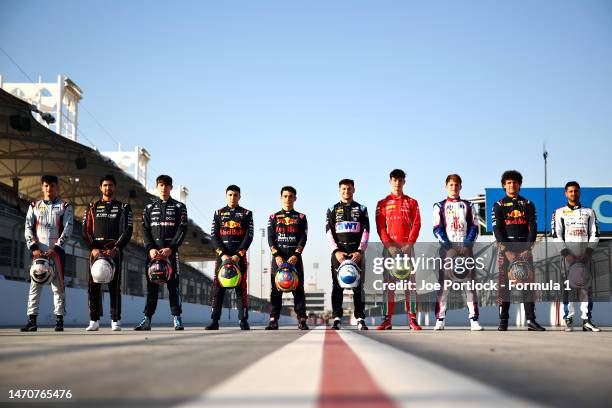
[433,197,479,320]
[552,203,599,320]
[24,199,73,316]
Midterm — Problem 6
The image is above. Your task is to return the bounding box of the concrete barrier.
[0,278,293,327]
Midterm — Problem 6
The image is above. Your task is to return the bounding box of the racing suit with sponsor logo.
[25,199,73,316]
[433,197,479,320]
[492,195,537,321]
[552,203,600,320]
[267,209,308,320]
[142,197,188,317]
[83,199,133,321]
[210,205,254,321]
[375,193,421,319]
[326,201,370,319]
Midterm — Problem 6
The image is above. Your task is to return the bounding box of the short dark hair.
[389,169,406,180]
[99,174,116,186]
[226,184,241,194]
[339,179,354,187]
[445,174,462,185]
[281,186,297,196]
[565,181,581,191]
[41,175,58,185]
[501,170,523,186]
[156,175,173,186]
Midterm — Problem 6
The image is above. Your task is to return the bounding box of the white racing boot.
[85,320,100,331]
[470,319,484,331]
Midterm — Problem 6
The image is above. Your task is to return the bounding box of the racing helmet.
[337,259,361,288]
[389,257,413,280]
[148,255,174,285]
[217,259,242,288]
[567,261,591,289]
[30,257,54,284]
[445,256,470,282]
[90,254,116,284]
[508,259,532,283]
[274,263,299,292]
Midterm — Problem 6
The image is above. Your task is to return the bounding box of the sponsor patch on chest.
[336,221,361,232]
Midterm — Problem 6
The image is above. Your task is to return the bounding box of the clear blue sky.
[2,1,611,294]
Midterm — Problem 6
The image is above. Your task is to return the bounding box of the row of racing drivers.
[20,169,600,332]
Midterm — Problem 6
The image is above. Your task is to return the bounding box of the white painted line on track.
[176,327,327,408]
[338,330,543,408]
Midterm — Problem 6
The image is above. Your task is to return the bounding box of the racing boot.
[239,319,250,330]
[55,315,64,332]
[174,316,184,331]
[564,317,573,332]
[583,319,601,332]
[134,316,151,331]
[527,320,546,331]
[205,320,219,330]
[498,319,508,331]
[265,318,279,330]
[20,315,37,332]
[85,320,100,331]
[376,316,393,330]
[470,318,484,331]
[298,319,310,330]
[332,317,341,330]
[356,318,368,331]
[434,319,445,331]
[111,320,122,331]
[409,318,422,331]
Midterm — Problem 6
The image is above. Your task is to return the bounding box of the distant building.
[102,146,151,187]
[0,75,82,141]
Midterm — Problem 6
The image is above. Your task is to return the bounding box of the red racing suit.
[375,193,421,319]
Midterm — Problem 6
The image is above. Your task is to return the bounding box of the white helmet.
[568,261,591,289]
[445,256,470,282]
[30,257,53,284]
[337,259,361,288]
[91,254,115,283]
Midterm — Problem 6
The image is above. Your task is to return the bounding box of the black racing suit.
[83,199,133,321]
[268,209,308,320]
[492,195,537,321]
[325,201,370,320]
[210,205,254,321]
[142,197,188,317]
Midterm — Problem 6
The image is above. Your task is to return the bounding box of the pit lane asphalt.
[358,325,612,408]
[1,326,610,407]
[0,326,309,407]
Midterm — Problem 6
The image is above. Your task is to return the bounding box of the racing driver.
[552,181,600,332]
[83,174,133,331]
[206,185,254,330]
[135,175,188,331]
[21,175,73,332]
[492,170,545,331]
[266,186,309,330]
[326,178,370,330]
[433,174,482,331]
[375,169,422,330]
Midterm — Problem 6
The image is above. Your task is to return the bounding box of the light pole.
[260,228,265,299]
[543,144,549,283]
